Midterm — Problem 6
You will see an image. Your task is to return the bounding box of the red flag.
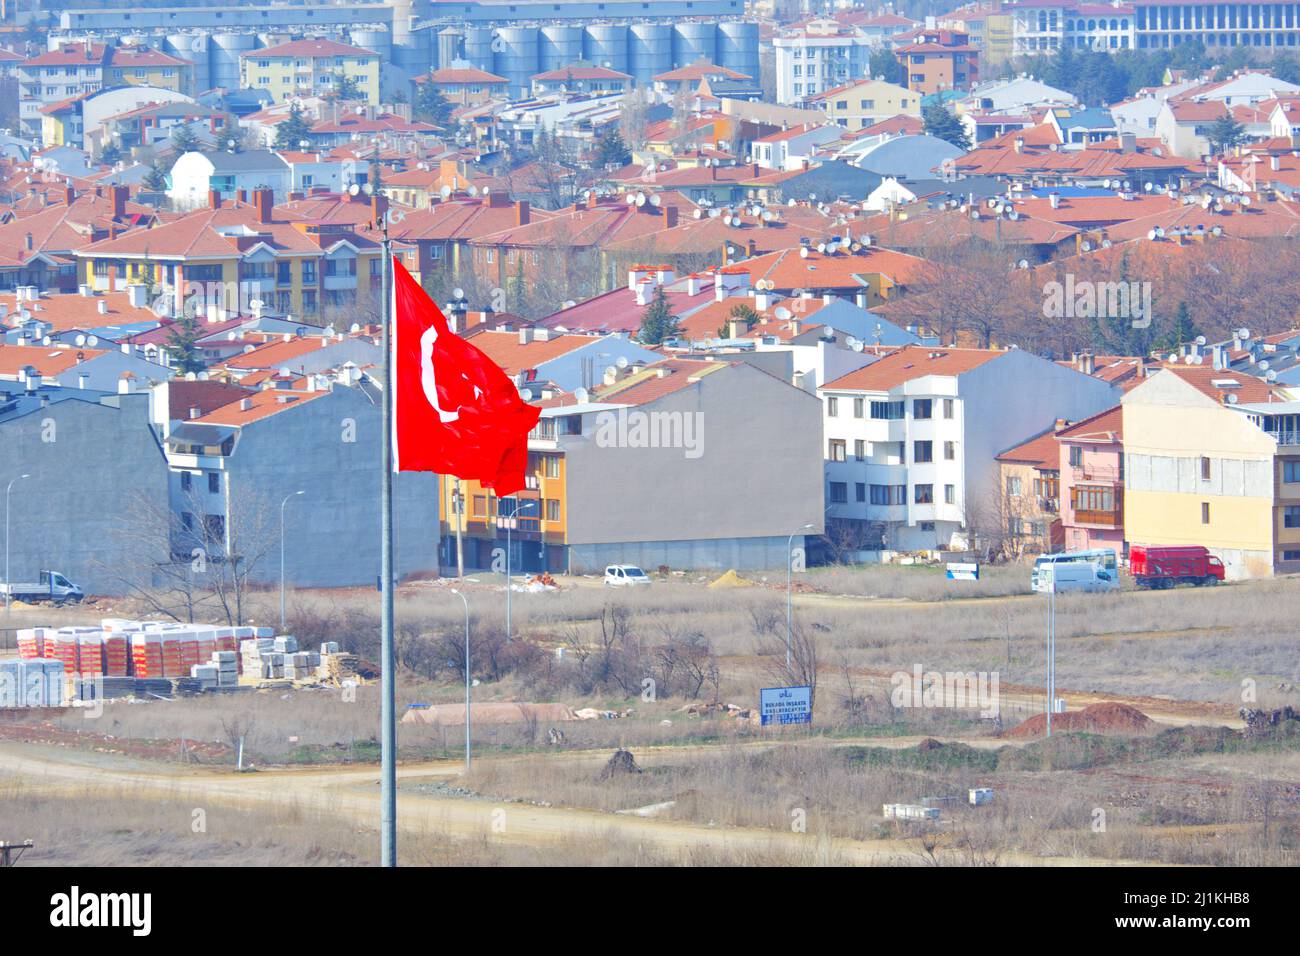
[392,256,540,495]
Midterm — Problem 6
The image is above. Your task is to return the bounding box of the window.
[1202,501,1211,524]
[1284,550,1300,561]
[1069,446,1084,468]
[180,472,192,492]
[913,398,932,419]
[1200,456,1211,480]
[277,261,292,285]
[473,495,487,517]
[914,484,934,504]
[543,455,560,478]
[920,521,935,532]
[828,439,847,462]
[871,400,904,419]
[1285,460,1300,483]
[204,514,224,543]
[826,396,838,416]
[855,482,866,502]
[913,440,933,463]
[829,481,848,504]
[1285,506,1300,528]
[870,484,905,505]
[943,398,954,419]
[944,484,955,505]
[546,499,561,522]
[853,397,864,418]
[301,260,317,283]
[944,440,956,461]
[207,473,220,494]
[854,439,866,461]
[1006,476,1022,496]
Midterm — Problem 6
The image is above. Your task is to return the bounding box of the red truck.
[1129,545,1225,588]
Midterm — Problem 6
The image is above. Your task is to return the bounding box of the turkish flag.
[392,256,540,495]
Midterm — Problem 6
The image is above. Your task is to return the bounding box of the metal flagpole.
[379,221,397,866]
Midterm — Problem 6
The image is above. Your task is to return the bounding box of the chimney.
[1080,351,1095,375]
[515,200,530,225]
[662,205,677,229]
[97,299,109,315]
[239,397,253,411]
[754,290,770,311]
[255,187,274,223]
[209,188,222,210]
[189,406,201,419]
[23,233,32,251]
[111,184,128,221]
[1119,132,1136,154]
[77,374,88,390]
[236,189,247,204]
[519,327,534,344]
[126,283,148,308]
[1212,343,1227,370]
[685,274,701,296]
[1271,154,1281,171]
[1013,137,1024,154]
[64,183,75,205]
[371,192,388,223]
[1048,192,1060,209]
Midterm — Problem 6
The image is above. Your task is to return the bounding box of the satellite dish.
[625,192,637,205]
[1267,370,1278,382]
[1081,240,1092,252]
[762,209,773,222]
[348,183,360,196]
[799,247,809,258]
[74,334,86,346]
[693,209,702,218]
[440,185,452,199]
[616,356,628,368]
[1195,335,1206,346]
[520,387,533,401]
[87,335,98,347]
[481,186,491,197]
[844,336,859,350]
[1227,393,1238,404]
[1238,327,1251,340]
[467,185,478,197]
[573,387,589,403]
[1145,182,1153,192]
[649,194,661,207]
[1241,195,1252,206]
[774,307,792,321]
[1018,259,1029,269]
[452,287,465,300]
[249,298,263,311]
[787,198,796,207]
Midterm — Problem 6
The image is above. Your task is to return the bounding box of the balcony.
[1072,509,1120,528]
[1069,463,1121,482]
[323,273,358,291]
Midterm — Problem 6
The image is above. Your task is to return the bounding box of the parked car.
[604,565,651,587]
[1129,545,1224,588]
[0,569,84,605]
[1030,549,1119,593]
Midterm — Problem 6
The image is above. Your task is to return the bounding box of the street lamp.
[786,524,815,669]
[450,588,472,771]
[279,490,304,629]
[4,475,30,615]
[504,497,538,643]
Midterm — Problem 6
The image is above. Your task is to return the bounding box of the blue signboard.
[760,685,813,726]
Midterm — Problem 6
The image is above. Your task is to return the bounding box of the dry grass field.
[2,562,1298,866]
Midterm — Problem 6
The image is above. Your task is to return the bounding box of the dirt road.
[0,738,1159,866]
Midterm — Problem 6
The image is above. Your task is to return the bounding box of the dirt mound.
[600,748,640,779]
[915,737,945,752]
[1007,702,1154,738]
[707,569,753,589]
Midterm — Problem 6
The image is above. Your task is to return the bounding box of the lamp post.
[279,490,304,630]
[504,497,538,643]
[450,588,472,771]
[4,475,30,615]
[786,523,814,669]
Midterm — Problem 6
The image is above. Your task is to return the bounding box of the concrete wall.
[1,392,169,594]
[224,386,440,587]
[562,362,824,564]
[569,534,807,573]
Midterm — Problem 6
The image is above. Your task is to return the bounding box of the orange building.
[895,30,980,95]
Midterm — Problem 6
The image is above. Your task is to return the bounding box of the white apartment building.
[1011,2,1136,55]
[818,346,1119,553]
[773,18,876,105]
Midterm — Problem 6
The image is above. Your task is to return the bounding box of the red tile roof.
[191,388,327,424]
[532,65,631,82]
[996,425,1062,468]
[0,343,106,377]
[1057,405,1122,442]
[245,38,377,59]
[822,345,1002,391]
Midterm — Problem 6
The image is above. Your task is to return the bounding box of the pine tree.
[169,124,201,160]
[922,105,971,151]
[637,284,678,345]
[593,130,631,168]
[143,161,168,192]
[1206,115,1246,156]
[274,105,313,151]
[166,312,204,375]
[413,81,454,128]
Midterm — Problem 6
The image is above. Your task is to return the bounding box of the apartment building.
[995,422,1065,554]
[156,379,439,588]
[894,29,981,95]
[414,67,509,107]
[819,346,1119,553]
[773,19,876,105]
[1122,366,1299,579]
[1010,1,1136,55]
[1131,0,1300,50]
[440,358,824,573]
[1057,405,1125,554]
[805,78,920,130]
[74,189,391,323]
[167,150,292,210]
[240,39,381,106]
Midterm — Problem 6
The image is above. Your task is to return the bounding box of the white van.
[604,565,651,587]
[1030,549,1119,594]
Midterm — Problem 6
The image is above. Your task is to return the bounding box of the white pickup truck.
[1,570,84,605]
